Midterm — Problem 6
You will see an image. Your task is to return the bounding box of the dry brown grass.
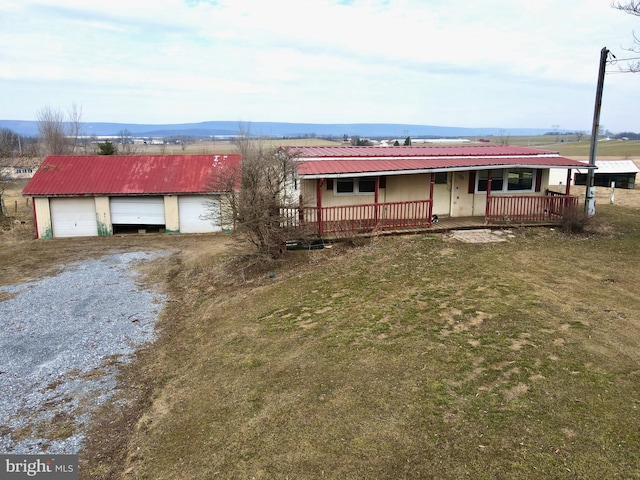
[83,198,640,479]
[3,182,640,479]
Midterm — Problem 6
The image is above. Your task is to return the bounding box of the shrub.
[559,206,593,234]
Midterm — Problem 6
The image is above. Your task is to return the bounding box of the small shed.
[573,160,639,189]
[22,154,240,239]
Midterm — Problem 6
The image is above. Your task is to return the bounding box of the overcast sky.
[2,0,639,132]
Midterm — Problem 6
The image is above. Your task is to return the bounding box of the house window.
[477,170,504,192]
[507,169,534,191]
[336,178,355,194]
[434,172,448,184]
[358,178,376,193]
[476,168,536,193]
[334,178,376,195]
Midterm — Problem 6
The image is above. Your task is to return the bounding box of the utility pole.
[585,47,610,216]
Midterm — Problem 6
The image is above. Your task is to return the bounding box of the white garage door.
[50,197,98,238]
[110,197,165,225]
[178,195,220,233]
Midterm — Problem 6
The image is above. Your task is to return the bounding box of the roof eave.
[297,163,595,179]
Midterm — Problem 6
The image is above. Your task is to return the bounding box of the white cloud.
[0,0,638,131]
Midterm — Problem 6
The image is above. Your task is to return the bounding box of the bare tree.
[613,1,640,15]
[0,128,21,158]
[496,129,510,146]
[612,1,640,71]
[0,172,10,219]
[208,125,303,258]
[67,102,83,153]
[36,103,84,155]
[118,129,137,155]
[37,106,68,155]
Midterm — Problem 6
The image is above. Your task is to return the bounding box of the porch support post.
[317,178,324,236]
[298,194,304,224]
[565,169,572,195]
[485,170,492,222]
[374,176,380,226]
[428,172,435,224]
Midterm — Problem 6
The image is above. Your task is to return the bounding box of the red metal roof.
[290,146,590,177]
[287,145,558,158]
[22,154,241,196]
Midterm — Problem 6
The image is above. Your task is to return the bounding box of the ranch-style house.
[285,145,593,235]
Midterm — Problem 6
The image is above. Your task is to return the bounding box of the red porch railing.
[281,195,578,235]
[486,194,578,223]
[281,200,432,235]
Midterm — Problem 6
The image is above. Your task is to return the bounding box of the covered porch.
[290,144,592,237]
[283,171,578,237]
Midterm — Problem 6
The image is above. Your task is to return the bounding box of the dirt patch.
[449,229,515,243]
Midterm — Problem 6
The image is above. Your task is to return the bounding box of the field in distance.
[133,135,640,158]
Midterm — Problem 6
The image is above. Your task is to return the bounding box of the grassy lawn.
[74,201,640,479]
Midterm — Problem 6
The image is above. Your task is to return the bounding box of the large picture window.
[476,168,536,193]
[477,170,504,192]
[507,169,534,191]
[334,177,376,195]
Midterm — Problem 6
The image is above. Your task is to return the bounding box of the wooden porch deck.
[320,215,562,240]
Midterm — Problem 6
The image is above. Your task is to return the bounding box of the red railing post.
[485,170,493,222]
[428,173,435,225]
[317,179,324,236]
[374,177,380,228]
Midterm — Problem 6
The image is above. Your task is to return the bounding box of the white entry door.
[50,197,98,238]
[110,197,165,225]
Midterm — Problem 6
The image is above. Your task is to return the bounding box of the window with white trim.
[477,168,535,193]
[334,177,376,195]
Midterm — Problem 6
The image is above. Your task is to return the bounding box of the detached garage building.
[22,154,240,239]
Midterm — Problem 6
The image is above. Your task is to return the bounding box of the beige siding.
[34,197,52,239]
[300,169,552,219]
[301,174,445,209]
[164,195,180,233]
[384,174,428,202]
[94,196,112,236]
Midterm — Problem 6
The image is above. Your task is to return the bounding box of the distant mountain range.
[0,119,557,138]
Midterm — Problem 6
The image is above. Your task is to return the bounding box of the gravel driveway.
[0,251,167,454]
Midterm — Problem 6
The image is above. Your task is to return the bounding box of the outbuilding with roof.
[22,154,240,239]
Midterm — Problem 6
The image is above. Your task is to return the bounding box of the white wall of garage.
[178,195,220,233]
[38,195,224,238]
